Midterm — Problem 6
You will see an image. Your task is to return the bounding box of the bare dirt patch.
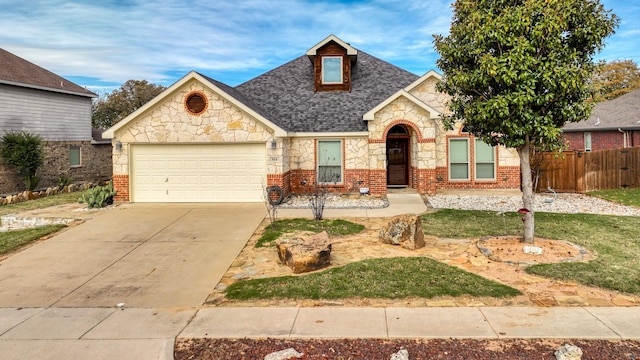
[477,236,592,265]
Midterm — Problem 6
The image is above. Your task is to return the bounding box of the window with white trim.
[70,146,81,167]
[322,56,343,84]
[449,138,469,180]
[475,139,495,180]
[317,140,342,183]
[584,132,592,151]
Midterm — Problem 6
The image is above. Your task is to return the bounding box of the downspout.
[617,128,627,148]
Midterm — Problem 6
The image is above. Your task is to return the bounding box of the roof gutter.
[0,79,96,98]
[563,125,640,132]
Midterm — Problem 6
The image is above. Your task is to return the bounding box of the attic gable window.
[184,91,208,115]
[322,56,343,84]
[307,36,356,92]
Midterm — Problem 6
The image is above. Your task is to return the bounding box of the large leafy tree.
[92,80,165,129]
[434,0,618,243]
[592,59,640,101]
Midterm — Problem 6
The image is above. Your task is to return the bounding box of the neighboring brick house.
[562,89,640,151]
[0,48,112,194]
[104,35,520,203]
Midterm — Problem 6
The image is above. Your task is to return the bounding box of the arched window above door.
[388,124,409,136]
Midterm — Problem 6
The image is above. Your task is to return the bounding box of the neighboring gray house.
[563,89,640,151]
[0,48,112,194]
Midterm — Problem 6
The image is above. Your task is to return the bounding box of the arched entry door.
[386,125,409,186]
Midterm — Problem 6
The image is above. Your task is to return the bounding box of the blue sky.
[1,0,638,95]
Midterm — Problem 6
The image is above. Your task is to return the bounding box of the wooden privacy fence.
[534,147,640,193]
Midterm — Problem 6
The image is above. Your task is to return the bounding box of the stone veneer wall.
[110,79,276,201]
[0,159,22,194]
[1,141,112,195]
[285,137,376,195]
[367,77,521,194]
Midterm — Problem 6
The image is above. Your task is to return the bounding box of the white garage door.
[131,144,266,202]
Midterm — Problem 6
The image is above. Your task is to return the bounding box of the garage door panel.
[200,160,215,170]
[150,175,170,185]
[131,144,266,202]
[183,175,200,186]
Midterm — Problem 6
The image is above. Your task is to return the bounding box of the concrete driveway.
[0,203,265,308]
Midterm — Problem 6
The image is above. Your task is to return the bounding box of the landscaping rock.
[264,347,303,360]
[379,215,425,250]
[555,344,583,360]
[390,348,410,360]
[523,245,543,255]
[276,231,332,274]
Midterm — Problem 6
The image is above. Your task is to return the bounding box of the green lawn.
[0,224,67,256]
[0,191,79,256]
[226,257,521,300]
[228,216,522,300]
[256,218,365,247]
[588,188,640,208]
[0,191,80,217]
[422,209,640,294]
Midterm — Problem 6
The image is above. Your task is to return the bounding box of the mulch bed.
[175,338,640,359]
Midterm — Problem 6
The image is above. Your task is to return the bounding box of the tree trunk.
[518,138,535,244]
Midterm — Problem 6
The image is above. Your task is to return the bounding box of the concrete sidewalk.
[2,306,639,359]
[180,306,640,340]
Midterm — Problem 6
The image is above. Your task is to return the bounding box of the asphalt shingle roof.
[198,72,278,124]
[0,48,95,97]
[235,51,419,132]
[563,89,640,131]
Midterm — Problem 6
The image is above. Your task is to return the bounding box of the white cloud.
[1,0,637,89]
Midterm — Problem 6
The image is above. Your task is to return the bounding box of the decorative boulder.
[276,231,332,273]
[379,215,425,250]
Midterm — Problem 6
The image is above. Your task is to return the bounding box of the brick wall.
[112,174,129,202]
[0,158,23,195]
[368,170,387,195]
[285,169,389,195]
[0,141,112,195]
[432,166,520,192]
[632,131,640,147]
[270,164,520,197]
[412,168,437,194]
[563,131,640,151]
[563,133,584,151]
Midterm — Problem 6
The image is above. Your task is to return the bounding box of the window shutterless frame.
[70,145,81,167]
[584,132,592,151]
[321,56,343,84]
[474,139,496,180]
[317,139,343,183]
[448,138,469,180]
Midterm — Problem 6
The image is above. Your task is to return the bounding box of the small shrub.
[310,184,329,220]
[78,181,116,208]
[57,174,73,190]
